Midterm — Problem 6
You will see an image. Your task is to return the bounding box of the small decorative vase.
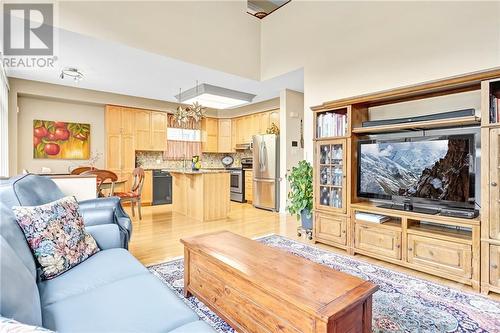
[300,209,313,230]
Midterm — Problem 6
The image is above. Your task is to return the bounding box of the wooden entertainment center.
[311,68,500,294]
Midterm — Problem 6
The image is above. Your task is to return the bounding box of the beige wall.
[58,1,261,80]
[261,1,500,160]
[279,89,304,213]
[7,78,213,175]
[7,78,279,175]
[17,96,105,174]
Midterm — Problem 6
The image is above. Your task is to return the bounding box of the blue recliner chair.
[0,174,132,249]
[0,174,215,332]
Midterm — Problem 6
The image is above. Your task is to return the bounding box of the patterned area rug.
[148,235,500,333]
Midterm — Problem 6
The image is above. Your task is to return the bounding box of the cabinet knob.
[396,245,400,249]
[492,264,499,269]
[342,230,346,234]
[408,247,413,251]
[491,182,498,187]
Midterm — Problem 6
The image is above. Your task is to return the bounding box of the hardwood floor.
[126,202,500,301]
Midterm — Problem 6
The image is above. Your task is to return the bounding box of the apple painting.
[33,120,90,159]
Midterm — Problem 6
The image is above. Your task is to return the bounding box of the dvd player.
[439,208,479,219]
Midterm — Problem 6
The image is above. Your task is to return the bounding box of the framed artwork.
[33,120,90,159]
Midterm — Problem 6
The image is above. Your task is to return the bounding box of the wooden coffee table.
[181,231,378,333]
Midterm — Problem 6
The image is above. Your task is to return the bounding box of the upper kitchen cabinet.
[269,110,280,128]
[151,112,167,150]
[218,119,232,153]
[135,110,167,151]
[135,110,152,150]
[201,117,218,153]
[230,110,281,148]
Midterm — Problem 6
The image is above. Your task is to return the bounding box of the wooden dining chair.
[81,169,118,197]
[70,166,96,175]
[114,167,145,220]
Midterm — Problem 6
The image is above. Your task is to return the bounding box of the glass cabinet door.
[316,139,346,214]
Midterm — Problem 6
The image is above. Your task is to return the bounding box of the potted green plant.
[286,160,313,230]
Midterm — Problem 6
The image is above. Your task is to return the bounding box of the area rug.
[148,235,500,333]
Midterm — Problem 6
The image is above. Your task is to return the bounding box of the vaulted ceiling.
[6,1,304,107]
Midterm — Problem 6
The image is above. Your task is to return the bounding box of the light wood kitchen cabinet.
[141,170,153,205]
[235,117,245,144]
[134,110,152,150]
[105,105,136,192]
[134,110,166,151]
[202,117,218,153]
[218,119,232,153]
[269,110,280,128]
[151,112,167,151]
[259,112,270,134]
[250,114,259,140]
[244,170,253,202]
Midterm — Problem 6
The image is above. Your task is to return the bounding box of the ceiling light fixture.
[175,83,256,109]
[60,67,84,83]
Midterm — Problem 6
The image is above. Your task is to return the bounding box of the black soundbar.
[362,109,476,128]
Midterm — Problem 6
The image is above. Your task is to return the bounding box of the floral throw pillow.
[12,196,99,280]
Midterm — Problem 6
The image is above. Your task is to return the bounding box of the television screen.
[358,135,474,204]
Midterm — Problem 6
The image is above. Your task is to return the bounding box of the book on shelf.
[355,212,390,224]
[317,112,347,138]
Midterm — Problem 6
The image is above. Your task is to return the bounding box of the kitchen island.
[170,169,231,222]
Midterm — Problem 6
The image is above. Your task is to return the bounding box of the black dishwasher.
[152,170,172,205]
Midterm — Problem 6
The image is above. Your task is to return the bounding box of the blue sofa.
[0,174,215,333]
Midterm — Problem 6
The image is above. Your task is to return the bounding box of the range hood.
[235,143,251,150]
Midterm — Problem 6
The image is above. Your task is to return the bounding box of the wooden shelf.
[407,223,472,244]
[319,184,343,188]
[352,116,480,134]
[355,219,402,231]
[350,202,480,226]
[314,136,349,141]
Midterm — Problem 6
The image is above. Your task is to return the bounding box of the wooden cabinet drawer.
[355,223,401,259]
[314,212,346,245]
[490,245,500,286]
[407,234,472,279]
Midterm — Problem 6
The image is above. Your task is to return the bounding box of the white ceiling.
[7,26,304,108]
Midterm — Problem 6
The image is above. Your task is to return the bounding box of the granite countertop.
[168,169,230,174]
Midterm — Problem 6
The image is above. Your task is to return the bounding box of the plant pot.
[300,209,313,230]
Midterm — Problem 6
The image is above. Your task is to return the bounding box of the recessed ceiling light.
[60,67,84,83]
[175,83,256,109]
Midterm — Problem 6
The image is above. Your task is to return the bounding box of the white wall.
[17,96,105,174]
[217,98,279,118]
[58,1,261,80]
[279,89,304,213]
[261,1,500,161]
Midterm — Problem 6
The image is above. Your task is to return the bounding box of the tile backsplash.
[135,150,252,169]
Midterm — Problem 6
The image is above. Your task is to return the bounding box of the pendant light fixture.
[173,81,207,124]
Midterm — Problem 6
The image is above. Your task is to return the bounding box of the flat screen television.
[357,133,477,210]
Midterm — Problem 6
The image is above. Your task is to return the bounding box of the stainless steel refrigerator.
[252,134,279,211]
